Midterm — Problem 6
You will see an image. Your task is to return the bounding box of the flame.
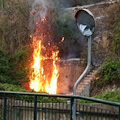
[29,18,59,94]
[45,51,59,94]
[61,37,64,42]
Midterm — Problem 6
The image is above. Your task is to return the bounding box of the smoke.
[28,0,87,59]
[29,0,54,32]
[28,0,76,33]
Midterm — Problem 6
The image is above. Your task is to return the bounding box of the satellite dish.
[75,9,95,36]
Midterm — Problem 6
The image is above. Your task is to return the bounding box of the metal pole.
[4,93,7,120]
[70,98,74,120]
[72,36,92,120]
[119,106,120,120]
[34,96,37,120]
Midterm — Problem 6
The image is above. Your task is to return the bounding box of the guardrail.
[0,91,120,120]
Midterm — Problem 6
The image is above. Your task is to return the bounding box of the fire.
[61,37,64,42]
[45,51,59,94]
[29,17,59,94]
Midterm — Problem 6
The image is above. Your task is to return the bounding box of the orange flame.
[45,51,59,94]
[61,37,64,42]
[29,18,59,94]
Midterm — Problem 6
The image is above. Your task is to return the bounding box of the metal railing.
[0,91,120,120]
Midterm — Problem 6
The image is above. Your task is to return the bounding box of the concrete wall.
[57,59,86,94]
[58,0,104,7]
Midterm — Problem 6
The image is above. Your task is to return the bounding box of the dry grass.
[104,3,120,29]
[0,1,30,54]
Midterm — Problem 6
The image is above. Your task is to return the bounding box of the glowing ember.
[29,17,59,94]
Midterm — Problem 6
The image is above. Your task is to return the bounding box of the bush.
[10,46,31,85]
[0,83,27,92]
[0,49,11,83]
[0,46,31,86]
[79,89,120,103]
[95,89,120,102]
[0,117,3,120]
[96,57,120,85]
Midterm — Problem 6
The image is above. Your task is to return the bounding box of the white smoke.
[31,0,48,21]
[29,0,54,32]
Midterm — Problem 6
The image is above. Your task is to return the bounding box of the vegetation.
[95,57,120,85]
[0,117,3,120]
[0,0,30,53]
[94,4,120,86]
[111,5,120,56]
[0,83,28,92]
[89,3,120,102]
[79,89,120,103]
[0,83,66,103]
[0,46,30,86]
[95,89,120,102]
[0,1,32,90]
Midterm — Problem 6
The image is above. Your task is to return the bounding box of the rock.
[102,31,113,52]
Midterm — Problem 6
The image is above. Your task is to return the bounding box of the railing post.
[34,95,37,120]
[119,106,120,120]
[4,93,7,120]
[70,98,74,120]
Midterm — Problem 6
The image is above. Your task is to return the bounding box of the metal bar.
[0,97,2,118]
[78,105,81,120]
[86,106,88,120]
[119,106,120,120]
[22,99,23,120]
[42,102,43,120]
[45,102,46,120]
[52,102,53,120]
[73,36,92,120]
[90,106,92,120]
[66,102,68,120]
[55,103,57,120]
[31,100,32,120]
[101,109,103,120]
[25,100,26,119]
[10,97,13,120]
[48,102,50,120]
[3,93,7,120]
[34,96,37,120]
[59,102,60,120]
[73,36,92,95]
[0,91,120,107]
[70,98,74,120]
[62,103,65,120]
[28,100,29,120]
